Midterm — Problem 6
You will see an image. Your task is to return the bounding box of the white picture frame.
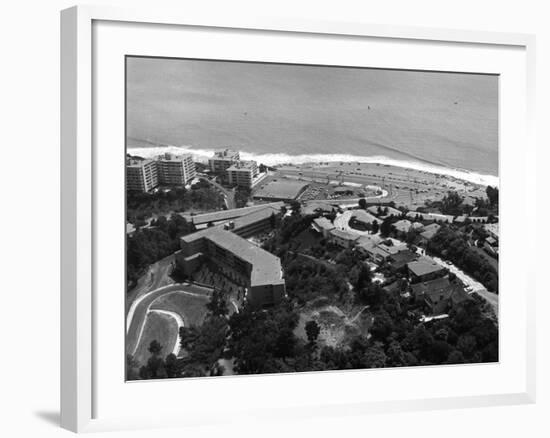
[60,4,537,433]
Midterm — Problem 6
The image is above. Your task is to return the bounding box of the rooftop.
[211,149,240,160]
[313,217,335,231]
[351,210,379,225]
[230,206,280,231]
[367,206,402,217]
[253,179,309,201]
[408,256,446,277]
[181,227,283,286]
[393,219,412,233]
[420,223,441,240]
[157,152,193,162]
[357,234,382,250]
[226,160,257,171]
[406,211,453,223]
[329,228,360,242]
[182,202,285,226]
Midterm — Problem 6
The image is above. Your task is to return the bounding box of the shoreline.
[128,144,499,188]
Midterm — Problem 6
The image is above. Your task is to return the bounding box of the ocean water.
[126,57,498,178]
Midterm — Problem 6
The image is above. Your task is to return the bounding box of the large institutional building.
[126,153,196,192]
[176,206,286,308]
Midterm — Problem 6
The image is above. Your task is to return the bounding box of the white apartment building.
[126,153,196,192]
[226,160,258,188]
[157,153,196,186]
[126,159,159,192]
[208,149,240,174]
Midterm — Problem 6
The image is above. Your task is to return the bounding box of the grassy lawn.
[134,311,179,365]
[150,289,211,328]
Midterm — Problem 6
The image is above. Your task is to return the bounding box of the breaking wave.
[128,144,499,188]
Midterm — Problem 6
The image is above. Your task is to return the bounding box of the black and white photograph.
[125,56,499,380]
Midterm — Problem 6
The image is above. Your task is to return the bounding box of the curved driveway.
[126,283,208,355]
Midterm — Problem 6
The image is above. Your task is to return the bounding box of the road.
[198,176,235,209]
[415,248,498,317]
[333,210,377,237]
[126,283,208,355]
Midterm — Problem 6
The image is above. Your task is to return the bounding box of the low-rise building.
[350,210,379,230]
[177,226,285,308]
[182,202,285,229]
[418,223,441,245]
[393,219,413,234]
[411,276,470,315]
[312,217,335,238]
[329,229,360,249]
[408,256,446,283]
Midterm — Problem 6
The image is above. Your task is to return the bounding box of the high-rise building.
[226,160,258,188]
[157,153,196,185]
[208,149,240,174]
[126,153,196,192]
[126,159,159,192]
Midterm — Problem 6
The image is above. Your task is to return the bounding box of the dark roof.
[389,250,418,269]
[411,277,469,307]
[181,227,283,287]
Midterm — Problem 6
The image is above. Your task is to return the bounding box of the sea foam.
[128,144,499,188]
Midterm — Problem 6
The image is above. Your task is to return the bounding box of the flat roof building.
[329,228,360,248]
[208,149,241,174]
[178,226,285,308]
[126,159,159,192]
[126,153,196,193]
[312,217,335,238]
[408,256,446,282]
[253,179,309,202]
[182,202,285,229]
[226,160,258,188]
[156,153,196,186]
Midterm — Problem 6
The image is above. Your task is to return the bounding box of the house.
[483,236,499,256]
[329,228,360,249]
[392,219,412,234]
[388,249,419,272]
[418,223,441,245]
[484,223,499,240]
[348,210,379,232]
[367,205,402,218]
[356,234,383,257]
[407,256,446,283]
[312,217,335,238]
[406,211,453,223]
[410,276,470,315]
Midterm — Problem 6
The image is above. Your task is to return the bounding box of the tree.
[486,186,499,209]
[371,220,379,234]
[206,289,228,317]
[440,191,464,215]
[126,354,141,380]
[148,340,163,356]
[305,320,321,345]
[358,198,367,209]
[165,353,179,378]
[380,216,393,237]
